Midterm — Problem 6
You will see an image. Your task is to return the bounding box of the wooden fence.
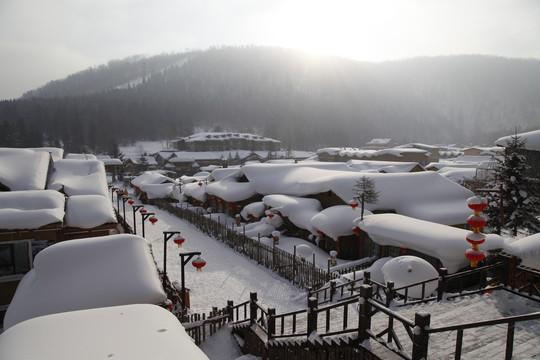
[154,200,338,289]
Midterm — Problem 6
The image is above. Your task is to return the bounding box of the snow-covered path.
[119,194,307,314]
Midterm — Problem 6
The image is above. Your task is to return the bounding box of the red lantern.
[348,200,359,210]
[192,256,206,272]
[465,249,485,262]
[352,226,362,236]
[267,213,274,219]
[173,236,185,248]
[467,196,488,212]
[466,232,486,245]
[128,200,135,205]
[140,209,147,214]
[247,214,253,219]
[467,215,486,229]
[198,181,203,186]
[316,230,324,236]
[228,203,233,208]
[149,216,158,225]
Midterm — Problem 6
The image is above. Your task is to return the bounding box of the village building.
[171,131,281,152]
[0,148,118,322]
[316,147,432,165]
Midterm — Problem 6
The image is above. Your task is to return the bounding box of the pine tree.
[353,176,380,204]
[485,135,540,235]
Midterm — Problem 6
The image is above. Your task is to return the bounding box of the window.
[0,241,31,277]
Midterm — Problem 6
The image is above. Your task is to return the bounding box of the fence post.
[385,281,395,307]
[437,268,448,301]
[364,271,371,285]
[227,300,234,322]
[412,312,431,360]
[329,280,336,302]
[250,292,258,326]
[358,284,373,342]
[267,308,276,341]
[306,297,318,337]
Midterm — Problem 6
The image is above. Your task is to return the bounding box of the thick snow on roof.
[262,195,322,233]
[0,147,50,190]
[65,195,117,228]
[131,171,178,188]
[98,158,123,166]
[238,163,474,225]
[317,147,427,158]
[30,147,64,162]
[141,183,177,200]
[64,153,97,160]
[182,181,209,202]
[358,214,505,273]
[495,129,540,151]
[3,234,167,329]
[347,160,422,173]
[47,159,109,196]
[381,256,439,298]
[504,233,540,270]
[312,205,373,239]
[206,171,257,202]
[0,304,209,360]
[437,167,477,182]
[0,190,65,230]
[182,131,280,143]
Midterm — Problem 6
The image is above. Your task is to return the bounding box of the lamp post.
[131,205,144,235]
[115,189,123,211]
[121,196,131,227]
[140,212,156,238]
[178,251,206,313]
[162,231,181,289]
[110,187,117,203]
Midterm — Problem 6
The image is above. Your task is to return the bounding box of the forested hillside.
[1,46,539,153]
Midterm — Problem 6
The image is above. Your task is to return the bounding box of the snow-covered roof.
[0,304,209,360]
[47,159,109,196]
[495,129,540,151]
[358,213,505,273]
[64,195,117,228]
[317,147,427,159]
[0,147,50,190]
[365,138,394,145]
[180,131,280,143]
[229,163,473,225]
[0,190,65,230]
[437,167,477,182]
[131,171,178,188]
[346,160,423,173]
[141,183,177,200]
[3,234,167,329]
[30,147,64,162]
[504,233,540,270]
[312,205,373,239]
[64,153,97,160]
[98,158,123,166]
[262,195,322,233]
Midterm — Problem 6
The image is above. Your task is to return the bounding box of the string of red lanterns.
[465,196,488,267]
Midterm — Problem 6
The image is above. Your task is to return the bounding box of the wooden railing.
[154,200,338,289]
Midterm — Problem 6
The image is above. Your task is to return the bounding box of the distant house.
[317,147,432,165]
[171,132,281,152]
[363,138,397,149]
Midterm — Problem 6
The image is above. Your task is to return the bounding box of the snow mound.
[381,256,439,298]
[3,234,166,330]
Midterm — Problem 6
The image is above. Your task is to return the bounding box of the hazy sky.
[1,0,539,100]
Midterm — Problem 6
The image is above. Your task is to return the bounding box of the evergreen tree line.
[1,47,540,153]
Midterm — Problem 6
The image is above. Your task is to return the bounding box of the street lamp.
[130,204,144,235]
[162,231,181,289]
[121,195,131,227]
[110,187,117,203]
[178,251,206,313]
[140,212,157,238]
